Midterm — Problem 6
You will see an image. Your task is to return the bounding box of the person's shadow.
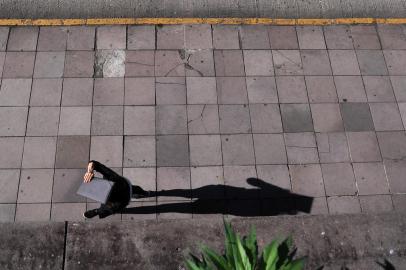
[123,178,314,217]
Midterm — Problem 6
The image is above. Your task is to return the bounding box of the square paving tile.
[243,50,274,76]
[93,78,124,105]
[377,131,406,160]
[34,52,65,78]
[285,132,319,164]
[224,166,258,199]
[340,103,374,131]
[186,77,217,104]
[359,195,393,213]
[86,202,122,221]
[280,104,314,132]
[30,78,62,106]
[185,50,215,77]
[217,77,247,104]
[273,50,303,76]
[122,201,157,220]
[300,196,329,215]
[156,105,187,135]
[0,79,32,106]
[246,77,278,103]
[384,50,406,75]
[0,27,8,50]
[377,25,406,49]
[249,104,282,133]
[289,164,325,197]
[127,25,155,50]
[125,50,155,77]
[306,76,338,103]
[157,167,191,201]
[212,25,239,49]
[334,76,367,102]
[214,50,245,76]
[0,137,24,168]
[256,165,291,197]
[189,135,222,166]
[324,25,353,49]
[156,77,186,105]
[22,137,56,168]
[155,50,185,76]
[370,103,403,131]
[191,166,224,199]
[18,169,54,203]
[37,27,67,51]
[353,162,390,195]
[3,52,35,78]
[268,26,298,49]
[55,136,90,169]
[311,103,343,132]
[321,163,357,196]
[357,50,388,75]
[15,203,51,221]
[91,136,123,167]
[67,26,95,50]
[7,27,38,51]
[227,199,262,217]
[26,107,60,136]
[185,25,212,49]
[156,135,189,167]
[254,134,287,164]
[329,50,360,75]
[123,167,156,201]
[351,25,381,49]
[316,132,350,163]
[219,105,251,133]
[221,134,255,166]
[157,25,184,49]
[240,25,270,49]
[96,26,126,49]
[0,169,19,203]
[301,50,332,75]
[52,169,87,203]
[124,106,155,135]
[187,105,219,134]
[0,204,16,222]
[64,51,95,78]
[391,76,406,102]
[363,76,395,102]
[59,107,92,135]
[0,107,28,136]
[0,51,4,76]
[327,196,361,214]
[61,78,94,106]
[296,26,326,49]
[92,106,123,135]
[347,132,381,162]
[125,77,155,105]
[399,103,406,128]
[276,76,308,103]
[384,159,406,193]
[51,203,86,221]
[393,194,406,213]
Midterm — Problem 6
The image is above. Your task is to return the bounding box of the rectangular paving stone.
[185,25,212,49]
[296,26,326,49]
[157,202,192,220]
[34,51,65,78]
[0,204,16,222]
[30,78,62,106]
[301,50,332,75]
[311,103,343,132]
[276,76,308,103]
[289,164,325,197]
[96,26,126,49]
[18,169,54,203]
[268,26,298,49]
[363,76,396,102]
[353,162,390,195]
[316,132,350,163]
[92,106,123,135]
[155,50,185,76]
[384,50,406,75]
[384,159,406,193]
[217,77,248,104]
[127,25,155,50]
[15,203,51,221]
[90,136,123,167]
[185,50,215,77]
[243,50,274,76]
[254,134,287,165]
[321,163,357,196]
[186,77,217,104]
[125,50,155,77]
[212,25,239,49]
[157,25,184,49]
[0,137,24,168]
[93,78,124,105]
[377,25,406,49]
[329,50,360,75]
[327,196,361,214]
[324,25,353,49]
[347,132,382,162]
[240,25,270,49]
[377,131,406,160]
[0,27,9,51]
[391,76,406,102]
[22,137,56,168]
[224,166,258,198]
[369,103,404,131]
[64,51,95,78]
[298,196,329,215]
[0,169,19,203]
[249,104,282,133]
[125,77,155,105]
[122,201,157,221]
[61,78,93,106]
[52,169,87,203]
[156,105,187,135]
[219,105,251,134]
[351,25,381,49]
[256,165,291,197]
[189,135,222,166]
[357,50,388,75]
[157,135,189,167]
[399,103,406,128]
[334,76,367,102]
[55,136,90,169]
[214,50,245,76]
[7,27,38,51]
[26,107,60,136]
[340,103,374,131]
[228,199,262,217]
[51,203,86,221]
[123,167,156,201]
[124,106,155,135]
[246,77,278,104]
[191,166,224,199]
[187,105,219,135]
[306,76,338,103]
[86,202,122,221]
[273,50,303,76]
[3,52,35,78]
[221,134,255,166]
[67,26,95,50]
[393,194,406,212]
[0,51,4,77]
[59,107,91,135]
[157,167,191,201]
[0,107,28,136]
[359,195,393,213]
[280,104,314,132]
[37,27,68,51]
[0,78,32,106]
[285,132,319,164]
[156,77,186,105]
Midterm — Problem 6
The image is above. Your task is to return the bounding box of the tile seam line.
[0,18,406,26]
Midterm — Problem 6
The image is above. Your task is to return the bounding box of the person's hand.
[83,162,94,183]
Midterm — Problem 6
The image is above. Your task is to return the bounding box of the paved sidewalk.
[0,24,406,222]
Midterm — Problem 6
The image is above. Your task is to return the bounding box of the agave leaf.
[263,241,279,270]
[201,245,231,270]
[242,227,258,268]
[236,234,252,270]
[288,258,305,270]
[224,221,237,265]
[185,259,205,270]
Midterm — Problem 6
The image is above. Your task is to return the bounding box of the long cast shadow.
[122,178,314,217]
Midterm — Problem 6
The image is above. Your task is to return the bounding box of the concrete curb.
[0,0,405,20]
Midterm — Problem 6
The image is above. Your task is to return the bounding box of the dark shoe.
[83,209,98,219]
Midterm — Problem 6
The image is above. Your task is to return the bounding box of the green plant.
[185,220,305,270]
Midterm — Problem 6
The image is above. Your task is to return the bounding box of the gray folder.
[76,177,115,204]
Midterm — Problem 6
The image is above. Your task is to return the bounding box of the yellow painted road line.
[0,17,405,26]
